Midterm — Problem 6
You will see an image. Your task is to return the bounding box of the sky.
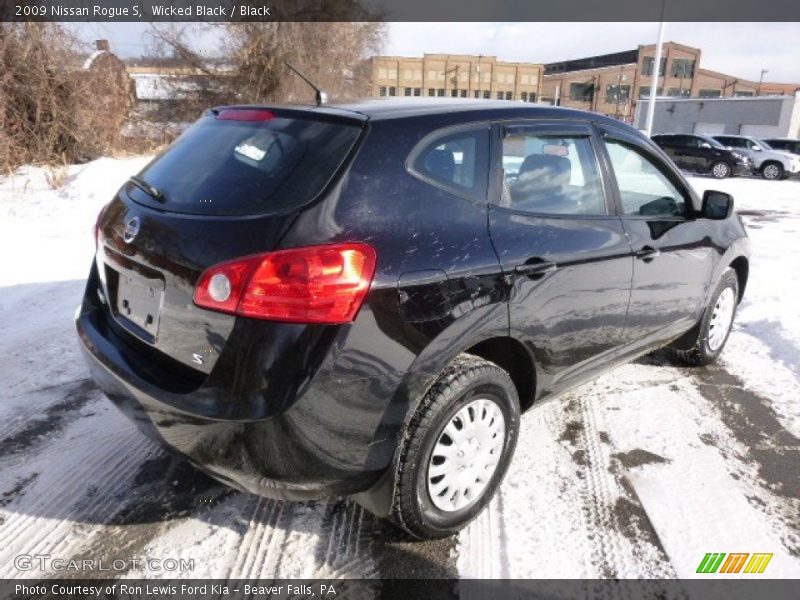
[75,22,800,83]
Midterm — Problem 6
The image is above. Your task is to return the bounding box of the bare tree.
[144,21,386,122]
[0,23,134,171]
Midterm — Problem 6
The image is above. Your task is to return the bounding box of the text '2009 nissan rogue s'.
[77,99,750,539]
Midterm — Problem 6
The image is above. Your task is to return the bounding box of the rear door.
[488,121,633,395]
[597,124,714,345]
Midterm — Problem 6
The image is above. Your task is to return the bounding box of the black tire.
[760,161,785,180]
[389,354,520,539]
[667,269,739,366]
[710,161,731,179]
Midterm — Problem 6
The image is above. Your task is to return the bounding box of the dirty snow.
[1,160,799,581]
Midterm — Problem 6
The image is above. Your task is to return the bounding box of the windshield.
[755,138,774,150]
[127,111,362,216]
[698,135,725,149]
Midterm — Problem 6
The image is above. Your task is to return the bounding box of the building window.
[527,92,536,103]
[413,87,421,97]
[606,84,631,104]
[505,91,513,100]
[666,87,690,97]
[698,89,722,98]
[733,90,754,97]
[388,86,396,97]
[521,92,528,102]
[437,88,445,97]
[460,89,467,98]
[642,56,667,76]
[497,91,504,100]
[671,58,695,78]
[638,86,663,98]
[569,82,594,102]
[428,88,436,96]
[483,90,490,99]
[379,86,388,97]
[474,90,481,98]
[404,87,412,96]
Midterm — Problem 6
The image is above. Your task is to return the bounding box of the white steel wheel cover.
[708,286,736,351]
[427,397,506,512]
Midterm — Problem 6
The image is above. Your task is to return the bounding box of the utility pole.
[758,68,768,96]
[645,0,667,137]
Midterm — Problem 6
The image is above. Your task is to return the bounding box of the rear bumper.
[75,281,399,501]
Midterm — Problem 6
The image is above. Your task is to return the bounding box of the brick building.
[542,42,799,123]
[366,54,544,102]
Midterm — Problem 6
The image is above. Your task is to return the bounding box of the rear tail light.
[94,203,109,247]
[193,243,377,324]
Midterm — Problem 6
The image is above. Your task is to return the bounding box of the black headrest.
[424,149,455,182]
[518,154,571,182]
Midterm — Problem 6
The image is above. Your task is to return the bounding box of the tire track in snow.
[685,362,800,556]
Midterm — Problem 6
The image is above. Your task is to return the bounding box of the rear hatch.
[94,106,365,375]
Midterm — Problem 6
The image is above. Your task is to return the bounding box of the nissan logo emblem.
[123,216,141,244]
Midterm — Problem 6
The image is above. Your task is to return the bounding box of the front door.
[488,121,633,397]
[597,125,714,347]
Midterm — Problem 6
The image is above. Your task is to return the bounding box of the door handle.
[635,246,660,261]
[514,261,557,277]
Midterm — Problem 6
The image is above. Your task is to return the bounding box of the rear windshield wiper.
[128,176,165,202]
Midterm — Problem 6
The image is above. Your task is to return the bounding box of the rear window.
[127,110,362,216]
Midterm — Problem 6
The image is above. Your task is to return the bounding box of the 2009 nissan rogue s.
[77,99,750,539]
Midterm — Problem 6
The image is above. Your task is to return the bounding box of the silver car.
[713,135,800,180]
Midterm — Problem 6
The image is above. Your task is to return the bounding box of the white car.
[713,135,800,180]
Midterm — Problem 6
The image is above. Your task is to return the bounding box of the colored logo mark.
[696,552,773,574]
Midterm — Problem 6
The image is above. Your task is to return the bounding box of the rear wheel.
[710,161,731,179]
[761,161,784,180]
[389,354,520,539]
[667,269,739,366]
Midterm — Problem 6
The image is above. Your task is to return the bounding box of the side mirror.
[752,145,762,151]
[700,142,712,149]
[702,190,734,220]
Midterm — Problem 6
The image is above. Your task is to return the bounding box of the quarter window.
[500,131,606,215]
[413,129,489,198]
[603,140,687,218]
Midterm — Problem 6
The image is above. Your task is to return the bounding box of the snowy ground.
[1,160,799,583]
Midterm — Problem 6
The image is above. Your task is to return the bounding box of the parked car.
[713,135,800,180]
[762,138,800,158]
[77,100,750,539]
[650,133,752,179]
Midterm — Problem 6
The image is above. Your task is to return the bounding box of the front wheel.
[389,354,520,539]
[667,269,739,366]
[761,161,784,180]
[710,161,731,179]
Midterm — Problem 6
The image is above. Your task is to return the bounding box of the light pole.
[645,0,667,137]
[445,65,460,97]
[758,68,769,96]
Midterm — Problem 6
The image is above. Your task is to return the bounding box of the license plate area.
[102,248,165,344]
[116,273,164,340]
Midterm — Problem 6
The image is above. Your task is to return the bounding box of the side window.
[413,129,489,197]
[604,139,688,218]
[500,131,606,215]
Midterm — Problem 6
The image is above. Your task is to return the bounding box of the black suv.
[651,133,752,178]
[77,100,750,539]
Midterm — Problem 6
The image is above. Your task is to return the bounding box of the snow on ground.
[0,160,799,583]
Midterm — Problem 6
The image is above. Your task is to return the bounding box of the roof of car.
[220,98,633,127]
[320,97,614,122]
